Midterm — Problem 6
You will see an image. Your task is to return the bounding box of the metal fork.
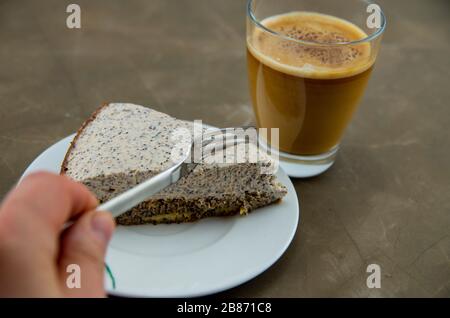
[97,128,251,218]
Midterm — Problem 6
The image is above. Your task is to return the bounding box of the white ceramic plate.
[20,134,300,297]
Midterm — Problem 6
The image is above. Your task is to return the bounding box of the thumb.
[58,211,115,297]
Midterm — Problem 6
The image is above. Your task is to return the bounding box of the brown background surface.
[0,0,449,297]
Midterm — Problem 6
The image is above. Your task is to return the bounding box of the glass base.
[278,148,338,178]
[259,139,338,178]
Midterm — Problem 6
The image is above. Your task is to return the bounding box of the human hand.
[0,172,115,297]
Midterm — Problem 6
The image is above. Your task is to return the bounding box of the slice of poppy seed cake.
[61,103,287,225]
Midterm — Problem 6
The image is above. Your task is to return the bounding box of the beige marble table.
[0,0,448,297]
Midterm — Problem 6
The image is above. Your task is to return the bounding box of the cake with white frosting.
[61,103,287,225]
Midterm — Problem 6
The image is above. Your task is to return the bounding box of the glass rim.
[247,0,386,46]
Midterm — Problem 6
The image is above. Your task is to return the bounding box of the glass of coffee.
[247,0,386,177]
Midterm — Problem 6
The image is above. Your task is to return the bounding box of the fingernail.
[91,212,114,243]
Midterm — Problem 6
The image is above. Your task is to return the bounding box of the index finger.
[0,172,98,235]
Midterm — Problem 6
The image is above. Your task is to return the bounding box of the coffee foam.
[248,12,375,79]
